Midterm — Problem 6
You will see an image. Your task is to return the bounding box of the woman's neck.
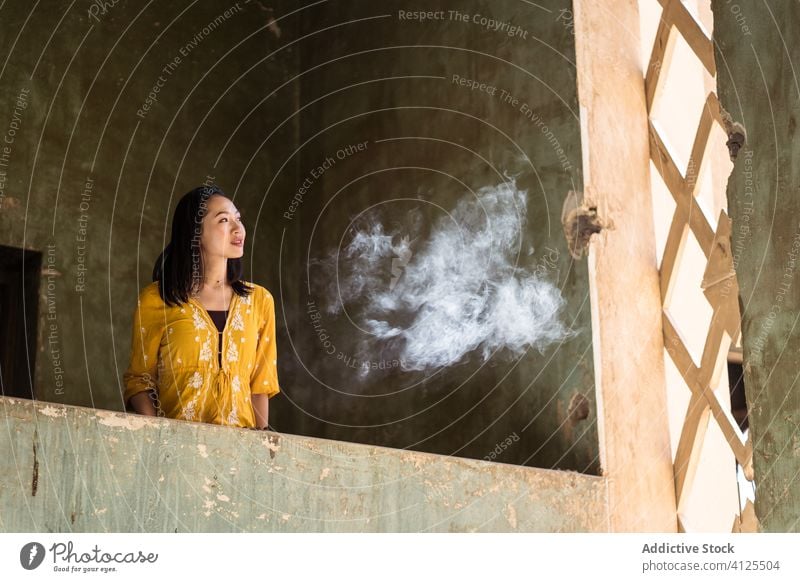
[202,255,228,288]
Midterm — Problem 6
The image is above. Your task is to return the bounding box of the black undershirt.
[206,310,227,367]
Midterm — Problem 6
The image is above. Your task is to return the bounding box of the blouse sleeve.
[122,288,165,407]
[250,288,281,398]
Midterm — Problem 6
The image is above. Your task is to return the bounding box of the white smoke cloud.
[312,178,579,372]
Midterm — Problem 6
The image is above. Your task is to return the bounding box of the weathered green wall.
[0,397,607,532]
[0,2,296,408]
[713,1,800,532]
[278,0,597,471]
[1,1,597,472]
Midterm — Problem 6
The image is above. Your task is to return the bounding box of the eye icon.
[20,542,46,570]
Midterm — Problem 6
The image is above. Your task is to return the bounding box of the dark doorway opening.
[0,245,41,400]
[727,349,748,432]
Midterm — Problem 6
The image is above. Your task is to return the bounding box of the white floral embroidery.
[226,402,239,425]
[199,336,212,361]
[239,294,251,305]
[181,400,197,421]
[232,375,241,393]
[226,340,239,363]
[188,371,203,389]
[230,309,244,331]
[192,306,207,330]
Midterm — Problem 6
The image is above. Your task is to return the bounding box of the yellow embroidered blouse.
[123,280,280,428]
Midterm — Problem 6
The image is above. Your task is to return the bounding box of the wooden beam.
[575,0,676,532]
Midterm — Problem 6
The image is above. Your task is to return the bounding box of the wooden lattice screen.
[644,0,756,532]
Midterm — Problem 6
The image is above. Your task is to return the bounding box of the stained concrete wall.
[277,0,597,471]
[0,396,607,532]
[0,3,296,409]
[712,1,800,532]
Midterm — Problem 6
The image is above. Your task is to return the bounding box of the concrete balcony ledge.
[0,396,608,532]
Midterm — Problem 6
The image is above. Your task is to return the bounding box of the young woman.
[123,185,280,429]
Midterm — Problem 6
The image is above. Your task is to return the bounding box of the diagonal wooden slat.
[686,205,716,260]
[705,91,724,126]
[673,391,711,510]
[645,0,676,111]
[649,120,685,194]
[648,125,716,257]
[660,211,689,306]
[702,211,744,344]
[701,209,737,291]
[708,389,753,474]
[731,499,758,532]
[673,318,737,507]
[671,304,753,488]
[663,313,700,383]
[696,314,752,473]
[655,0,716,76]
[685,93,718,198]
[696,305,727,386]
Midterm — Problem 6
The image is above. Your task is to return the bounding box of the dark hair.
[152,185,253,306]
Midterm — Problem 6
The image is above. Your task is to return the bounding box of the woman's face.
[200,195,245,259]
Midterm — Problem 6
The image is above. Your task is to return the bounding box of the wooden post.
[573,0,678,531]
